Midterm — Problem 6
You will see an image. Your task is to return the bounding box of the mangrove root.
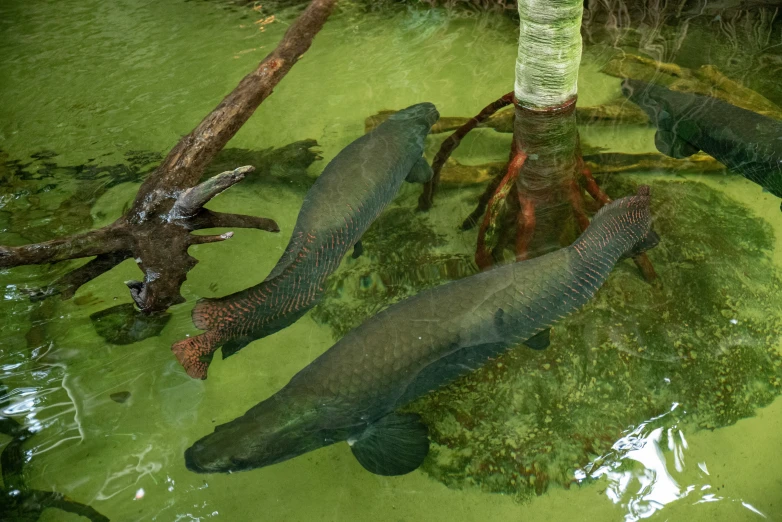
[0,0,337,314]
[418,92,515,211]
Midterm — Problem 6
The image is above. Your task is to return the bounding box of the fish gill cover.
[314,178,782,500]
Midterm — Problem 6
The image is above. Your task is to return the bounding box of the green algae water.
[2,0,782,520]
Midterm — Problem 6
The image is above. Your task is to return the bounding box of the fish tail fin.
[171,331,219,380]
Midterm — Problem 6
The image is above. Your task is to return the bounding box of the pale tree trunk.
[511,0,584,259]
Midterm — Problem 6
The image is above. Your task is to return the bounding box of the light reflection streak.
[575,403,767,521]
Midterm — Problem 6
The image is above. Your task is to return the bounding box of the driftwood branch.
[190,209,280,231]
[0,0,336,314]
[170,166,254,219]
[129,0,339,222]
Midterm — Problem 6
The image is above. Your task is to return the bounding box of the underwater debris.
[109,391,131,404]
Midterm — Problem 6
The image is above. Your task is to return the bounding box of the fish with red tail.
[184,187,659,476]
[172,103,440,379]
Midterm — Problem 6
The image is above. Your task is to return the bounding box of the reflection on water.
[577,403,766,521]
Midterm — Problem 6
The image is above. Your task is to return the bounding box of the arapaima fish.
[172,103,440,379]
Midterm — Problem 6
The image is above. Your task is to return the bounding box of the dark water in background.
[1,1,782,520]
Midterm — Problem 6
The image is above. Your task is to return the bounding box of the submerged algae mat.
[315,178,782,500]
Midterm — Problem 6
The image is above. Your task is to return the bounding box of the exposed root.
[418,91,514,211]
[476,151,527,269]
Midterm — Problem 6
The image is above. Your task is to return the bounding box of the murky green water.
[2,1,782,520]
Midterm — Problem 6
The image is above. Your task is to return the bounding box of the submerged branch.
[130,0,339,221]
[28,252,131,301]
[0,225,129,269]
[170,166,254,219]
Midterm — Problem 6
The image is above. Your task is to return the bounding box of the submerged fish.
[185,187,659,476]
[622,78,782,207]
[172,103,439,379]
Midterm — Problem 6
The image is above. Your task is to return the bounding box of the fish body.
[172,103,439,379]
[184,187,658,476]
[622,78,782,203]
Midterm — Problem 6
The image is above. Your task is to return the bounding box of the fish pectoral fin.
[352,240,363,259]
[405,157,434,184]
[349,412,429,476]
[523,328,551,351]
[654,130,700,159]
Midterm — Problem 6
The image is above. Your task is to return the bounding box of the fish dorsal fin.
[524,328,551,351]
[349,412,429,476]
[405,157,433,184]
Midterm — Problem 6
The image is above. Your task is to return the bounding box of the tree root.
[0,0,337,314]
[418,91,514,211]
[440,96,659,282]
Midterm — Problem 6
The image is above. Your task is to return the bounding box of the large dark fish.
[622,78,782,207]
[184,187,658,477]
[172,103,440,379]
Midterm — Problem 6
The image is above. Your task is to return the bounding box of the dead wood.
[0,0,337,314]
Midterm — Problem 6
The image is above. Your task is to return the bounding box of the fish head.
[621,79,679,132]
[387,102,441,133]
[184,397,339,474]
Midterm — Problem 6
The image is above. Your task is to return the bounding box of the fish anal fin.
[524,328,551,351]
[221,337,252,359]
[349,412,429,476]
[352,240,363,259]
[405,157,433,184]
[654,130,700,159]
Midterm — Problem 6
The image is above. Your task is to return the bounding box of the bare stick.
[418,92,515,211]
[170,166,254,219]
[189,232,234,245]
